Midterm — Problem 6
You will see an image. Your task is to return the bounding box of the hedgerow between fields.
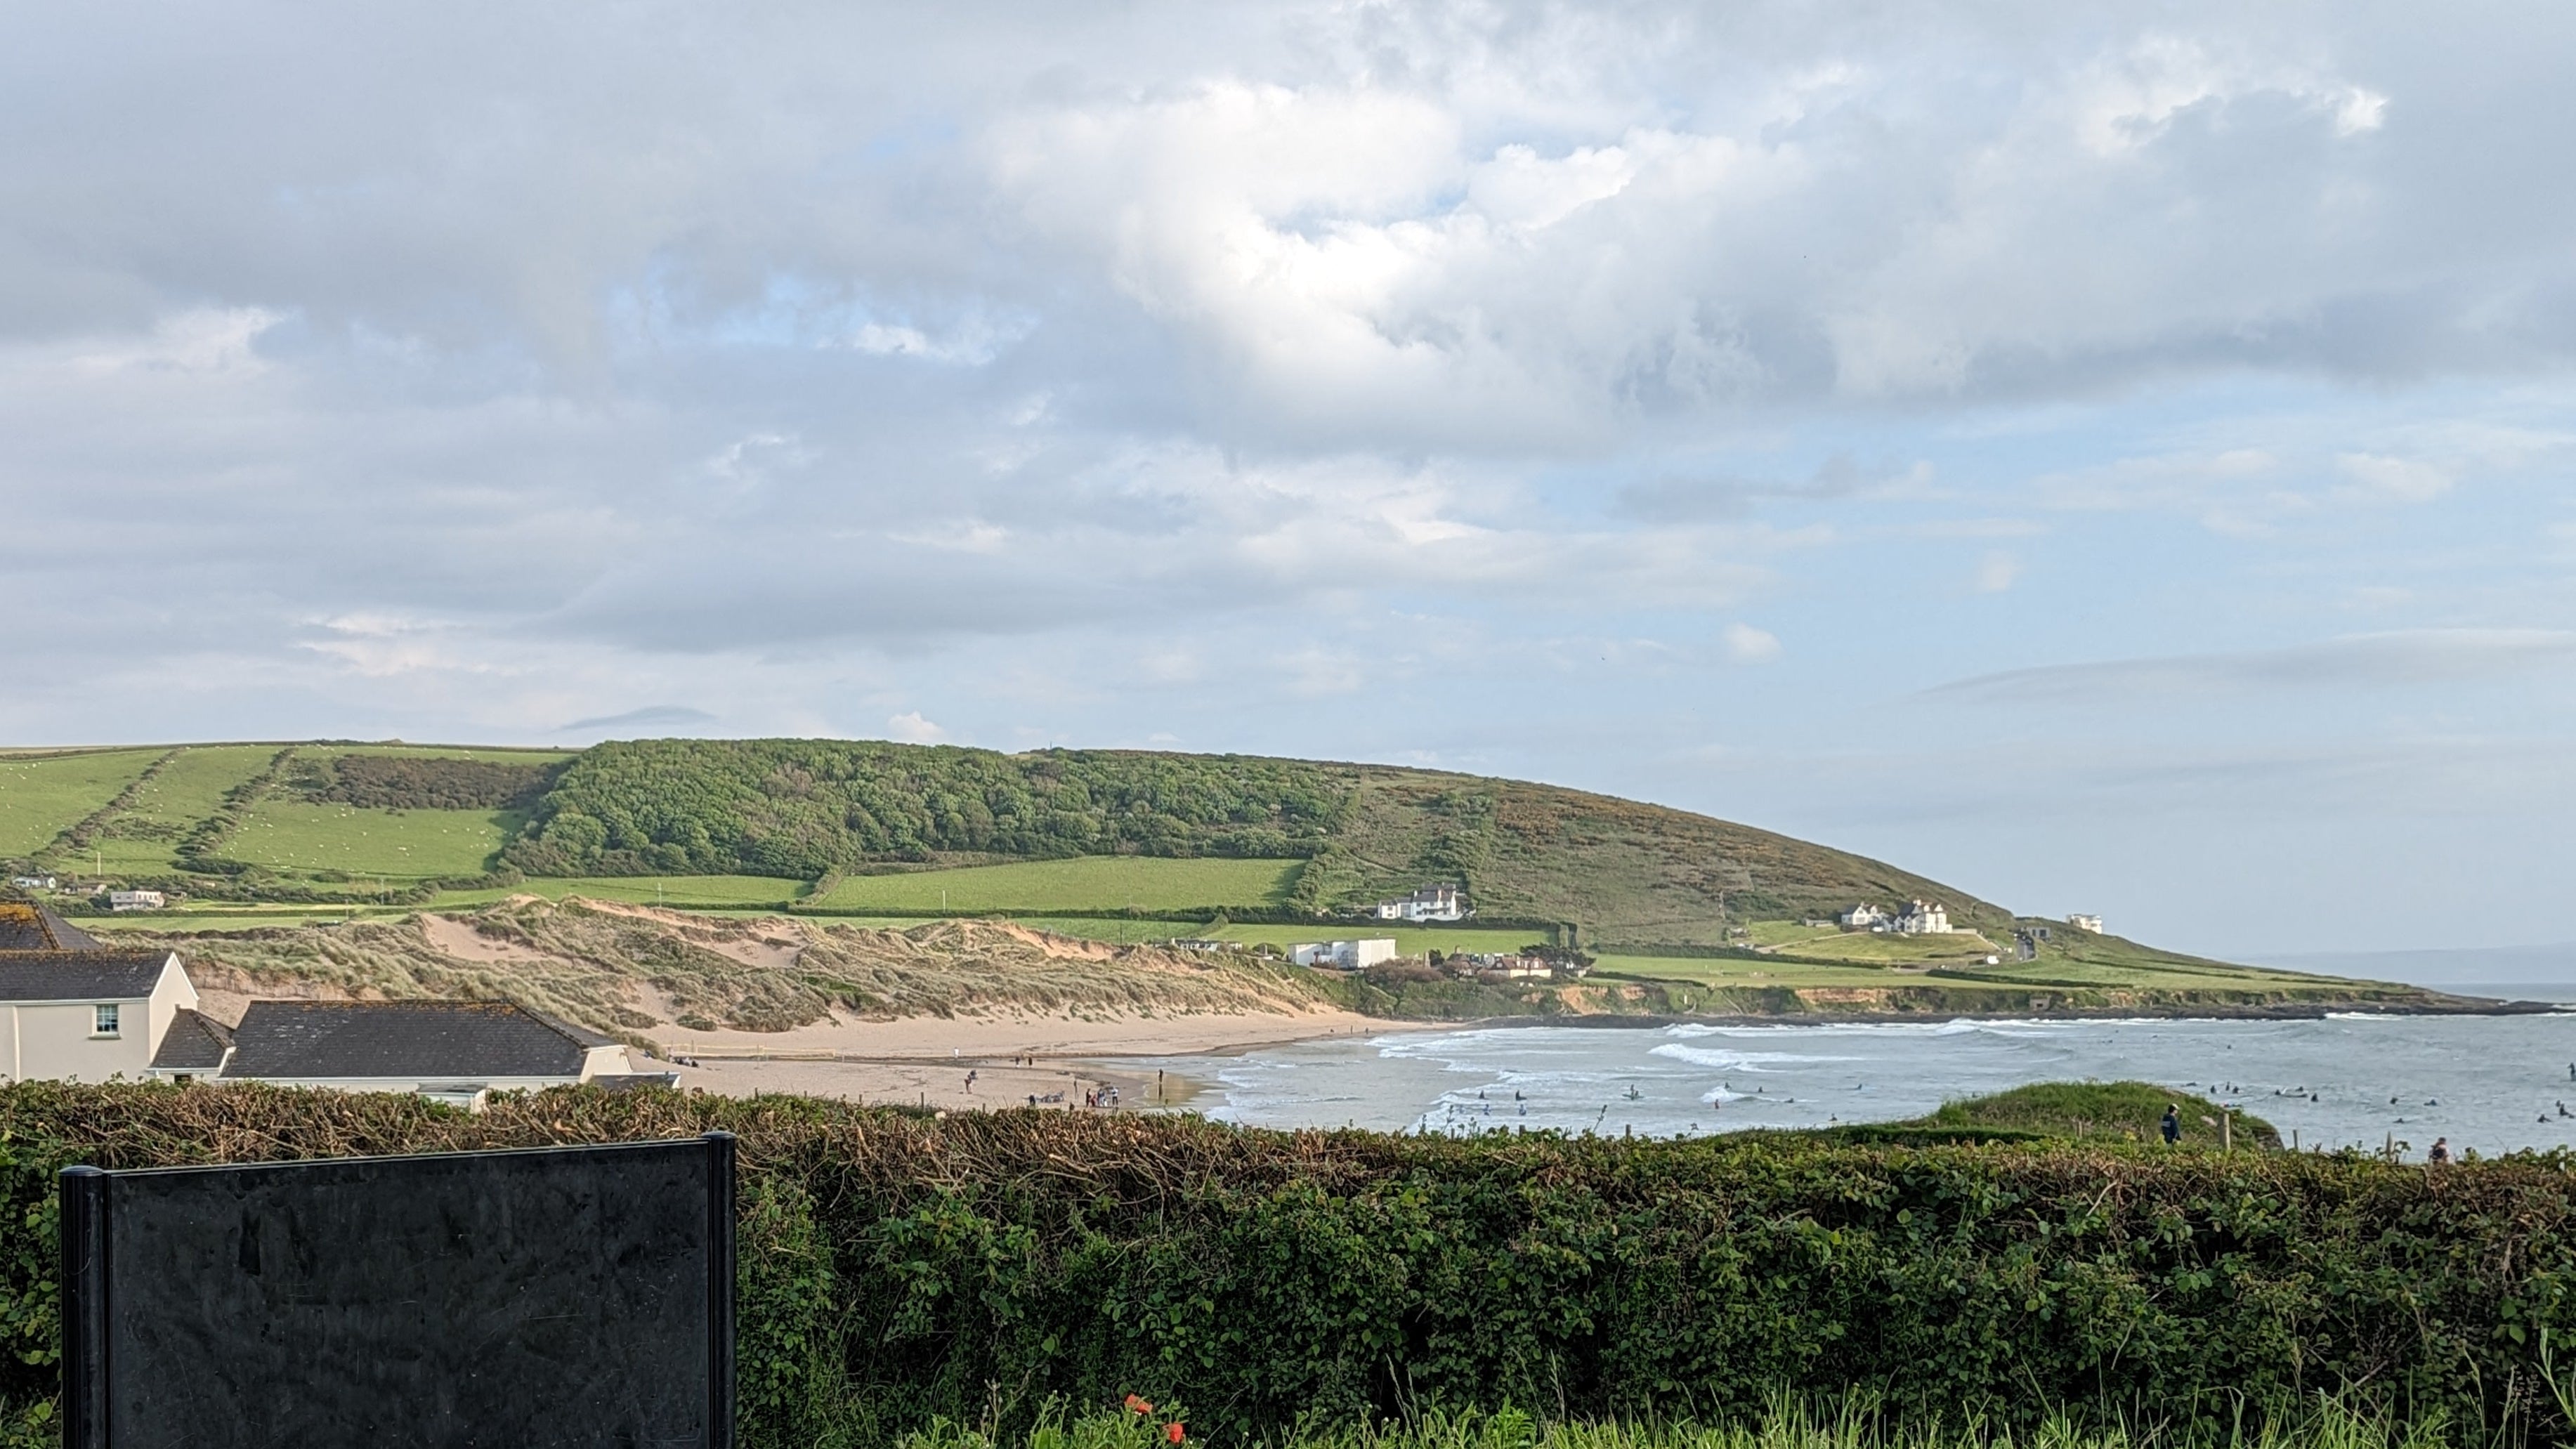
[0,1087,2568,1445]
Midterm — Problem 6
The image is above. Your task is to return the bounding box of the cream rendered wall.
[145,957,197,1058]
[580,1044,635,1080]
[10,1002,151,1082]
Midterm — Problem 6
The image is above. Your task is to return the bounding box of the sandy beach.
[644,1007,1409,1113]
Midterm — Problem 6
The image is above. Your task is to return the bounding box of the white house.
[1374,884,1465,922]
[195,1000,637,1097]
[8,877,53,891]
[1290,938,1399,969]
[106,890,164,912]
[1838,903,1888,930]
[1893,900,1952,935]
[0,903,197,1082]
[2065,914,2103,933]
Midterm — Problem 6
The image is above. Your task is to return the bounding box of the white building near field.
[1892,899,1952,935]
[2065,914,2103,933]
[1374,884,1465,922]
[1838,903,1888,929]
[1290,938,1399,969]
[106,890,164,912]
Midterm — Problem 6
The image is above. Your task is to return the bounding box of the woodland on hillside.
[502,740,1356,878]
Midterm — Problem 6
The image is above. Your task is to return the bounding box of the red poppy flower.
[1167,1423,1185,1443]
[1125,1396,1154,1416]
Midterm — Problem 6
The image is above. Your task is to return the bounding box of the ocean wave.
[1650,1043,1857,1070]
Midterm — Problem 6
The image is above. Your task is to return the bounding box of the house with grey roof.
[206,1000,636,1103]
[1,898,655,1101]
[146,1009,234,1082]
[0,903,198,1083]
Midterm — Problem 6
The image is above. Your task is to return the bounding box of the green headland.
[0,737,2507,1030]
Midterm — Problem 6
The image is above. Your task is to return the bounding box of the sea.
[1151,990,2576,1158]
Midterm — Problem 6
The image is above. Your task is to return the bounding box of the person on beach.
[2428,1137,2450,1165]
[2159,1104,2181,1146]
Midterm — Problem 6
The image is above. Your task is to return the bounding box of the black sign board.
[60,1134,735,1449]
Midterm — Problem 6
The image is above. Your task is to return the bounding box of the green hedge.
[0,1085,2568,1445]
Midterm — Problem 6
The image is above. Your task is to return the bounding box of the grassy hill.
[1820,1082,2282,1149]
[501,739,2008,946]
[0,737,2497,1016]
[0,738,1991,941]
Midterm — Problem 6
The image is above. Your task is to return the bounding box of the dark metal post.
[704,1132,736,1449]
[59,1166,109,1449]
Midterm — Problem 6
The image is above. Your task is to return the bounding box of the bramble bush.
[0,1084,2567,1445]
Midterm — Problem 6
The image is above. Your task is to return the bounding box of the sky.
[4,1,2575,959]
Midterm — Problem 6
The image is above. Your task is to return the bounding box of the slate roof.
[0,952,174,1002]
[148,1008,234,1070]
[0,903,105,952]
[221,1000,609,1081]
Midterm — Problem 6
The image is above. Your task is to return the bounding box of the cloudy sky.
[6,1,2574,957]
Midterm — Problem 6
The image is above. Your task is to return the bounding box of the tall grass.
[898,1397,2464,1449]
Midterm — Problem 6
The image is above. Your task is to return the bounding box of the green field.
[226,801,518,879]
[427,874,808,910]
[0,748,163,857]
[85,909,393,933]
[83,745,277,875]
[808,856,1305,914]
[1746,926,2003,965]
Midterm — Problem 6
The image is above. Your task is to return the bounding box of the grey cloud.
[1923,630,2576,705]
[6,3,2576,440]
[558,705,719,732]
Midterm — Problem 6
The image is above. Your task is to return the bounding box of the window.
[92,1004,119,1037]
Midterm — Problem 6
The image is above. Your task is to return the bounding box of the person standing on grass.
[2160,1104,2181,1146]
